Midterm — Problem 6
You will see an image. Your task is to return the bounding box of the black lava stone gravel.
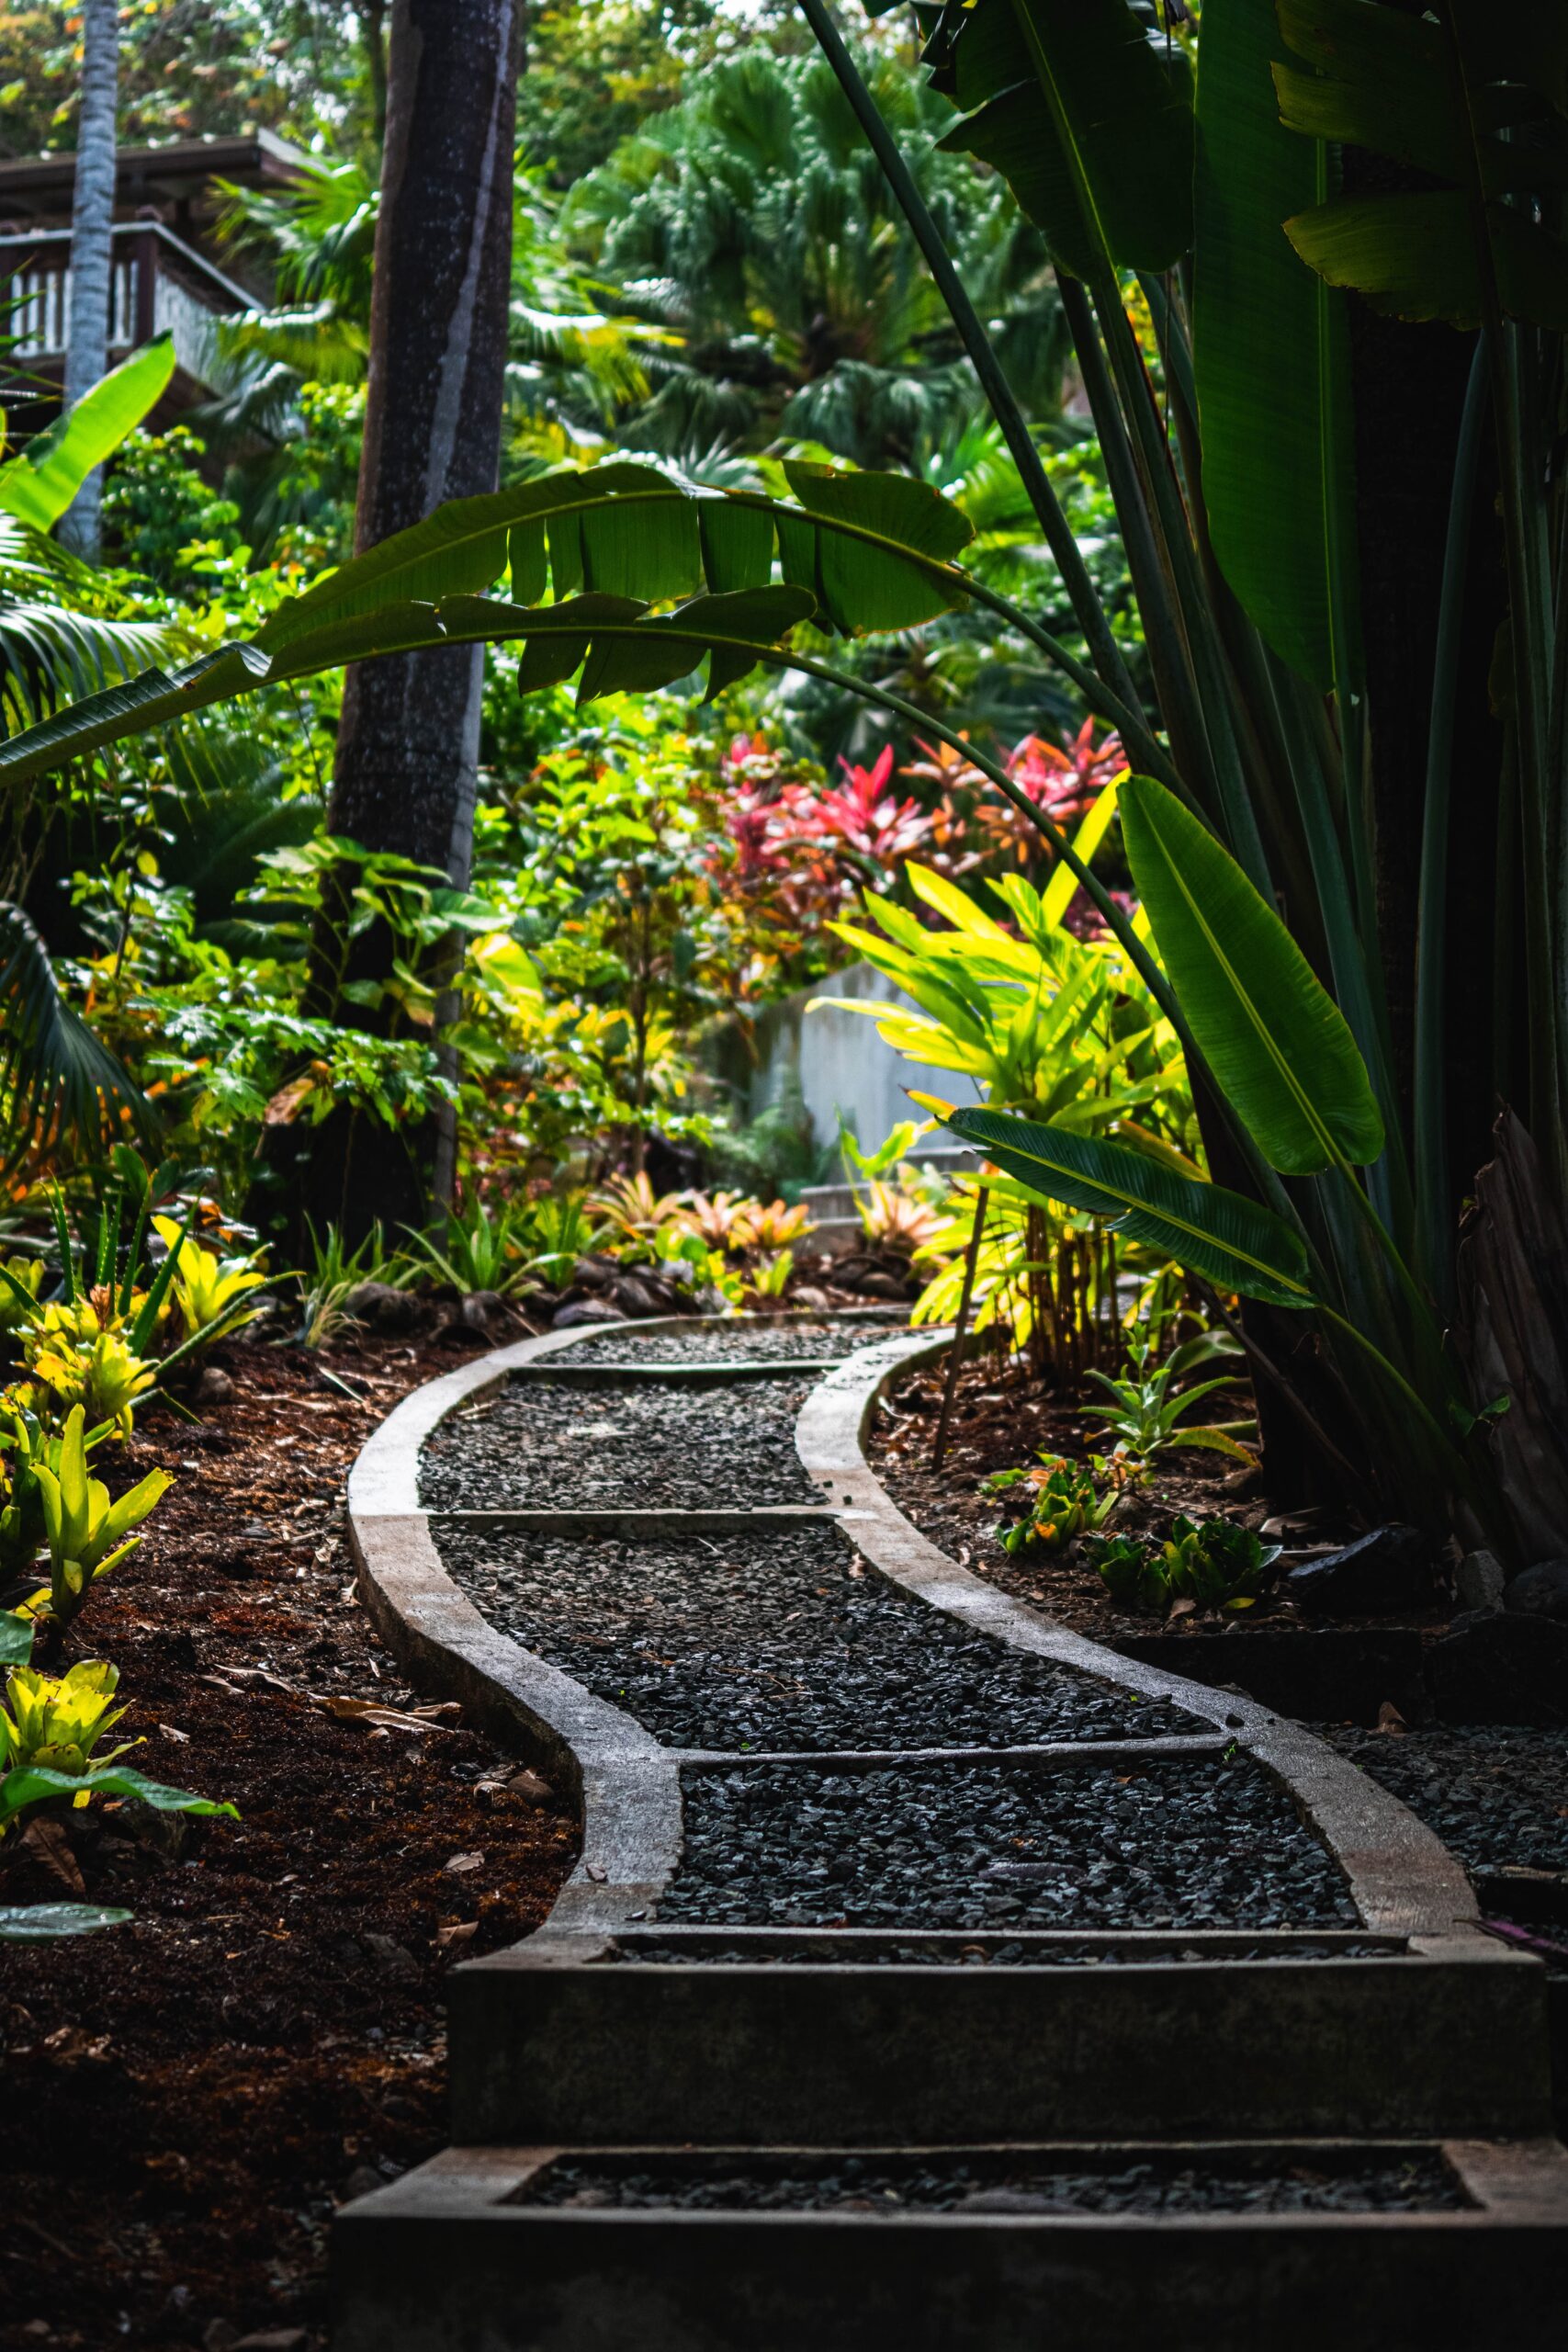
[610,1937,1393,1966]
[419,1374,820,1510]
[1319,1723,1568,1877]
[558,1320,902,1364]
[525,2149,1462,2213]
[434,1521,1204,1750]
[660,1759,1359,1929]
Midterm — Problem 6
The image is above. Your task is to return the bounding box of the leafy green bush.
[1086,1516,1282,1618]
[983,1453,1122,1555]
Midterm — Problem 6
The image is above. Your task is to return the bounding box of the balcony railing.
[0,219,258,392]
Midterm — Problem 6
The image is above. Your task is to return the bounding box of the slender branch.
[793,0,1146,723]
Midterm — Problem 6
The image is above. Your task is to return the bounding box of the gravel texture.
[419,1374,820,1510]
[1320,1723,1568,1877]
[660,1758,1359,1929]
[610,1938,1395,1966]
[434,1521,1205,1751]
[557,1319,903,1364]
[524,2149,1463,2213]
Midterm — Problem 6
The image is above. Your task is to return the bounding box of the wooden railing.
[0,220,257,390]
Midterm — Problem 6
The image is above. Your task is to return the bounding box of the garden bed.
[433,1521,1205,1752]
[521,2146,1466,2214]
[659,1758,1359,1930]
[0,1329,579,2352]
[418,1374,821,1511]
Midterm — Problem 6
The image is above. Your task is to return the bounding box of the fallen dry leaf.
[443,1850,485,1875]
[318,1695,462,1735]
[435,1919,479,1951]
[20,1816,85,1895]
[1375,1701,1409,1736]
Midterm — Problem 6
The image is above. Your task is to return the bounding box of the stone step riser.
[335,2143,1568,2352]
[447,1953,1550,2146]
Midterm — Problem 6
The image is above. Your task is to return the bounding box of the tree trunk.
[58,0,118,561]
[302,0,518,1245]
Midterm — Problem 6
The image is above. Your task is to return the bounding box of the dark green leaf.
[0,1903,133,1940]
[1285,192,1568,333]
[946,1104,1316,1307]
[1120,776,1385,1172]
[0,904,152,1175]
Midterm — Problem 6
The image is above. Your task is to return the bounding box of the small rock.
[1455,1549,1506,1613]
[552,1299,626,1329]
[340,2166,387,2208]
[202,2324,239,2352]
[459,1289,507,1329]
[953,2187,1057,2213]
[1280,1523,1434,1615]
[195,1363,234,1407]
[507,1769,556,1807]
[344,1278,425,1334]
[360,1932,420,1982]
[1504,1557,1568,1621]
[610,1272,677,1318]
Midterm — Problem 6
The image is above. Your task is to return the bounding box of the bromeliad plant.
[1085,1329,1257,1476]
[7,1,1566,1556]
[11,1405,173,1641]
[0,1651,236,1841]
[982,1452,1123,1554]
[1087,1518,1282,1619]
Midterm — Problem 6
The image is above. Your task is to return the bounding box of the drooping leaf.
[925,0,1194,277]
[1118,776,1384,1172]
[0,1611,33,1668]
[0,337,176,531]
[945,1104,1317,1308]
[0,1762,239,1829]
[1191,0,1360,690]
[256,460,969,661]
[0,903,153,1175]
[1272,0,1568,332]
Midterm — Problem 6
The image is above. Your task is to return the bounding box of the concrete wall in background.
[715,961,985,1154]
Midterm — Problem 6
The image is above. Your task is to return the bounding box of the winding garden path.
[334,1317,1568,2351]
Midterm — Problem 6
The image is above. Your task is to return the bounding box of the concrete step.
[445,1938,1551,2146]
[334,2137,1568,2352]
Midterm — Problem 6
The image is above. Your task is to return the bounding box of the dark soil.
[524,2146,1464,2213]
[434,1521,1205,1751]
[869,1355,1451,1645]
[418,1373,820,1510]
[0,1329,578,2352]
[660,1758,1359,1930]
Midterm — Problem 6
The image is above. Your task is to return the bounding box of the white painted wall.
[735,961,987,1153]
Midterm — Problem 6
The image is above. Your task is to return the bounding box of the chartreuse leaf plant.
[0,1651,236,1841]
[14,1406,173,1641]
[981,1453,1125,1555]
[1085,1329,1257,1475]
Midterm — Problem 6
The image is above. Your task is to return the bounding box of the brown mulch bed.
[0,1323,580,2352]
[868,1351,1452,1647]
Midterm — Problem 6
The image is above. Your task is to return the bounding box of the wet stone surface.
[556,1320,904,1365]
[434,1522,1205,1751]
[419,1374,821,1511]
[522,2148,1464,2214]
[660,1758,1359,1929]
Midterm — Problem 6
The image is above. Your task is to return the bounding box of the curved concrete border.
[346,1313,891,1940]
[795,1330,1486,1943]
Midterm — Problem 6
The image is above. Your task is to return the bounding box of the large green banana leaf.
[1190,0,1359,691]
[920,0,1192,278]
[944,1104,1316,1308]
[257,459,972,659]
[1273,0,1568,330]
[0,587,818,785]
[1118,775,1384,1174]
[0,337,176,531]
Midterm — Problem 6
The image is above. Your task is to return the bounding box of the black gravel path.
[525,2149,1463,2213]
[434,1522,1205,1750]
[558,1320,902,1364]
[1320,1724,1568,1878]
[611,1938,1394,1966]
[419,1374,820,1510]
[660,1758,1358,1929]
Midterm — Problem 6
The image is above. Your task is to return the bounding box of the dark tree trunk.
[302,0,518,1245]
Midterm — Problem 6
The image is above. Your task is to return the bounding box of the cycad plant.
[6,1,1566,1564]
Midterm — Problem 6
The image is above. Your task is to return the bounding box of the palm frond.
[0,904,153,1176]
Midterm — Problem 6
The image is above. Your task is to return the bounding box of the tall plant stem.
[793,0,1147,730]
[1413,335,1490,1310]
[933,1178,988,1471]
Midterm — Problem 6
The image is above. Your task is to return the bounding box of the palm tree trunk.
[58,0,118,561]
[299,0,519,1244]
